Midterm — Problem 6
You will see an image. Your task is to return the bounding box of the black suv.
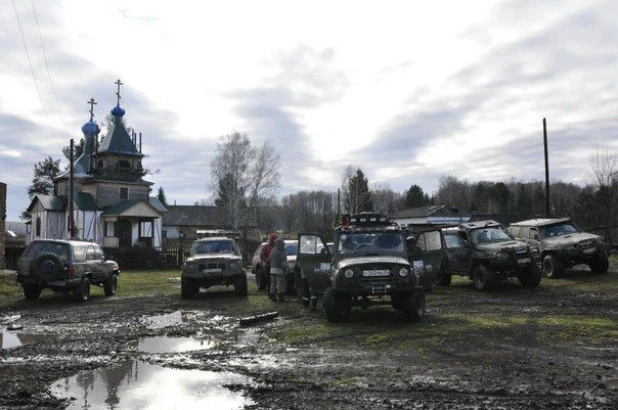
[506,218,608,278]
[437,220,540,291]
[181,237,247,298]
[16,239,120,302]
[297,213,428,322]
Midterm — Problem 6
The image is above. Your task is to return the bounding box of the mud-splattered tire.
[181,277,198,299]
[543,255,565,278]
[473,264,496,291]
[323,287,350,322]
[73,278,91,302]
[519,264,541,288]
[401,292,425,322]
[104,275,118,296]
[234,272,248,296]
[588,255,609,274]
[23,284,42,300]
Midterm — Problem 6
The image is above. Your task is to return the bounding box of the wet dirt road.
[1,268,617,410]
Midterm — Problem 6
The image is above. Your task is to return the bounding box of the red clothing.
[260,236,277,277]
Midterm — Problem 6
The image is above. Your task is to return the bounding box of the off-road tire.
[181,277,198,299]
[473,264,496,291]
[234,272,248,296]
[588,255,609,274]
[255,267,267,291]
[73,278,91,302]
[323,287,351,322]
[104,275,118,296]
[519,264,541,288]
[543,255,565,278]
[23,284,42,300]
[401,292,425,322]
[31,254,63,280]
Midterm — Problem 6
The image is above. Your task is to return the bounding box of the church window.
[120,187,129,199]
[35,216,41,238]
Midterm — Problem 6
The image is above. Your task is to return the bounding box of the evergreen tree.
[404,184,426,208]
[157,187,168,206]
[343,168,372,214]
[27,157,61,199]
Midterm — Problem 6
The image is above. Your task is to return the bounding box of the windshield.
[470,228,512,245]
[191,239,237,255]
[284,242,298,256]
[541,223,578,238]
[338,231,403,254]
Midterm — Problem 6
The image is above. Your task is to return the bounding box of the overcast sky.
[1,0,617,221]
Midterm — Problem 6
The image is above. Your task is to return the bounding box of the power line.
[12,0,62,148]
[31,0,70,139]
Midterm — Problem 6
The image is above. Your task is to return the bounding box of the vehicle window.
[470,228,511,244]
[192,239,237,255]
[528,228,537,240]
[86,246,97,261]
[284,242,298,256]
[73,244,87,263]
[339,231,403,254]
[543,223,578,238]
[508,226,522,238]
[94,246,105,260]
[299,235,327,255]
[423,231,441,251]
[444,234,462,249]
[416,234,426,251]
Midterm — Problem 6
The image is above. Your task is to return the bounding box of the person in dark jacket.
[269,238,288,302]
[260,233,277,300]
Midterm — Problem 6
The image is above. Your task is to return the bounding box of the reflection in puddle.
[139,336,215,353]
[51,360,253,410]
[1,329,54,350]
[144,311,184,329]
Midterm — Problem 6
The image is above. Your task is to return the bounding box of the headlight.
[494,251,509,260]
[229,262,237,269]
[398,267,409,277]
[344,269,354,278]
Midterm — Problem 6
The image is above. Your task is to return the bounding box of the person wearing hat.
[260,233,277,301]
[269,237,288,302]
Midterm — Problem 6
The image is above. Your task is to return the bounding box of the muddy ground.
[1,267,617,410]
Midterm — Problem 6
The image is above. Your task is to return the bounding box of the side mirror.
[533,234,539,240]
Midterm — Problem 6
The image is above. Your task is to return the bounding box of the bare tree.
[435,175,471,208]
[211,133,281,230]
[586,149,618,243]
[370,184,402,216]
[211,132,254,229]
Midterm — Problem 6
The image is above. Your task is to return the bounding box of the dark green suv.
[181,237,247,298]
[297,213,427,323]
[16,239,120,302]
[437,220,540,291]
[506,218,608,278]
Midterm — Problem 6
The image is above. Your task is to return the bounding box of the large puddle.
[138,336,215,353]
[1,328,55,350]
[51,360,254,410]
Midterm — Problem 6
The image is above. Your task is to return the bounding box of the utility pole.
[69,138,77,239]
[543,118,550,217]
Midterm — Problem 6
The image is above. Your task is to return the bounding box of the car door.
[407,229,445,290]
[297,233,332,294]
[443,232,472,272]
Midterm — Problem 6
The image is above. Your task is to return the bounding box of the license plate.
[363,269,390,277]
[517,258,531,264]
[583,248,595,254]
[203,268,222,274]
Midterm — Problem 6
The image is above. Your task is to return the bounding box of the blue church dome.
[81,119,101,136]
[111,104,126,117]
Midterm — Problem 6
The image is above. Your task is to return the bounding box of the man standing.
[260,233,277,300]
[269,238,288,302]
